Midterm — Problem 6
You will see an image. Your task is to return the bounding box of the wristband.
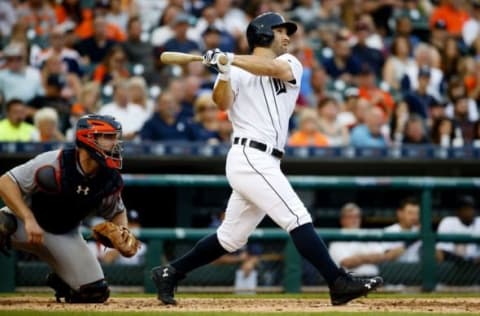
[218,71,230,81]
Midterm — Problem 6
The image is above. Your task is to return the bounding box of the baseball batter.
[0,115,129,303]
[152,12,382,306]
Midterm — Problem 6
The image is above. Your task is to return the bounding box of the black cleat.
[151,265,181,305]
[46,273,73,303]
[0,211,17,256]
[329,270,383,306]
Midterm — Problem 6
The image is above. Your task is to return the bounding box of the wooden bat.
[160,52,227,65]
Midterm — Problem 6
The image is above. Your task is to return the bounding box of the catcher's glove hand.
[92,221,140,257]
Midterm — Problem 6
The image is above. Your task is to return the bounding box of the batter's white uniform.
[217,53,312,252]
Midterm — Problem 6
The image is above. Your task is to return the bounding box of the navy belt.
[233,137,283,159]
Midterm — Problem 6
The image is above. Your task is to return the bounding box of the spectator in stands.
[430,0,469,37]
[436,195,480,263]
[40,54,81,102]
[162,12,199,54]
[403,66,441,122]
[54,0,93,41]
[401,114,430,145]
[449,95,475,144]
[0,42,44,104]
[306,65,333,108]
[103,0,129,33]
[139,90,190,141]
[213,0,248,41]
[462,0,480,49]
[440,36,462,82]
[431,116,455,147]
[317,97,349,146]
[322,30,361,85]
[337,87,360,129]
[98,79,149,140]
[188,93,221,143]
[34,24,83,77]
[383,36,415,92]
[288,108,329,147]
[350,106,389,147]
[28,73,72,134]
[445,78,479,124]
[31,107,65,142]
[358,65,395,117]
[383,197,422,263]
[67,81,102,140]
[401,43,444,102]
[389,15,420,51]
[351,21,384,78]
[15,0,56,38]
[178,76,202,121]
[92,45,130,85]
[429,19,450,53]
[0,1,17,45]
[389,101,410,145]
[359,0,402,37]
[150,5,187,48]
[329,203,404,277]
[193,6,235,52]
[128,76,154,116]
[0,99,36,142]
[74,15,117,65]
[122,16,155,77]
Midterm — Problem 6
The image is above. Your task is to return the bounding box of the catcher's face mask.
[76,115,123,169]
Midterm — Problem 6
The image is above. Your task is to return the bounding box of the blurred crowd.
[1,0,480,148]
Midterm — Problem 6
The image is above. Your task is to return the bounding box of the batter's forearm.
[232,55,293,81]
[0,174,36,223]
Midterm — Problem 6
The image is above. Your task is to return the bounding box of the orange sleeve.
[93,65,106,83]
[288,132,306,147]
[314,133,330,147]
[107,24,127,42]
[55,5,67,23]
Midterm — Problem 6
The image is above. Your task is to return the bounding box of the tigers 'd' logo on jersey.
[272,78,286,95]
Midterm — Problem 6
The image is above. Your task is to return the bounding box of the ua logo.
[162,267,169,278]
[76,185,90,195]
[272,78,286,95]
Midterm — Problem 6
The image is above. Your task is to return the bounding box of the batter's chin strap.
[47,273,110,303]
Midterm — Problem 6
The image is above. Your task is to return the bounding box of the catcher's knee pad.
[47,273,110,303]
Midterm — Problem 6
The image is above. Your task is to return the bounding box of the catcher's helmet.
[246,12,297,50]
[76,114,123,169]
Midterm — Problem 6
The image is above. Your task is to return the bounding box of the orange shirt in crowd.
[288,131,329,147]
[358,87,395,115]
[92,64,130,83]
[429,4,470,36]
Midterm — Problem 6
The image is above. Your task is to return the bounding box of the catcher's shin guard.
[0,211,17,256]
[47,273,110,303]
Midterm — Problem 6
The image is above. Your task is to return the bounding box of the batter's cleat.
[329,270,383,306]
[0,211,17,256]
[151,265,181,305]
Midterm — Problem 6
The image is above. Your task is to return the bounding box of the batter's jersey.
[226,53,303,150]
[6,149,126,220]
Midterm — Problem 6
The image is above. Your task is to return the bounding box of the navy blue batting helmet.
[246,12,297,50]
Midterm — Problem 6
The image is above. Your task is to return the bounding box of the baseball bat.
[160,52,227,65]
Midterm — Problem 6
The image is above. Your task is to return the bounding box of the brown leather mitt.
[92,222,140,257]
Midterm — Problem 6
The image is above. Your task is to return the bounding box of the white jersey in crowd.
[329,239,385,276]
[227,53,302,150]
[383,223,421,263]
[436,216,480,259]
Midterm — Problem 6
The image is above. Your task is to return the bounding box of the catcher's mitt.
[92,222,140,257]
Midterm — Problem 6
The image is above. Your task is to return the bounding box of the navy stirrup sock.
[290,223,341,285]
[171,233,228,275]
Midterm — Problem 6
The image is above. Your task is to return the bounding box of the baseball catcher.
[0,114,134,303]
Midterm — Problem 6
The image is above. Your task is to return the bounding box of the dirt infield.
[1,296,480,313]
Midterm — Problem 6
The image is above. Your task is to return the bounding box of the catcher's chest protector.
[31,147,123,234]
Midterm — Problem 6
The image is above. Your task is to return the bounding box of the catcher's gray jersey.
[2,149,126,289]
